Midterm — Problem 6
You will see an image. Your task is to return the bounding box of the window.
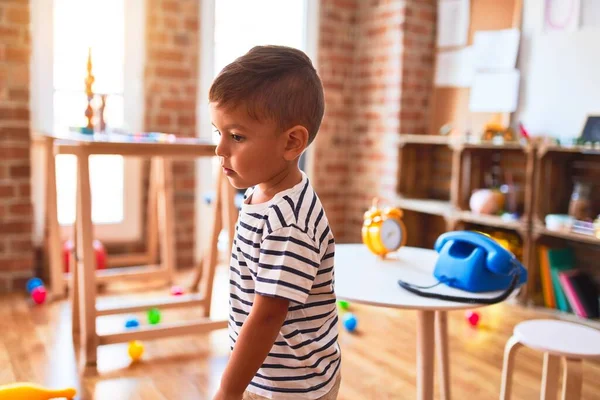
[31,0,144,243]
[53,0,125,226]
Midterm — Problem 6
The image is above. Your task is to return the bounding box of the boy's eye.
[231,134,244,142]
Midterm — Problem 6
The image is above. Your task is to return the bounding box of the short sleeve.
[255,226,322,304]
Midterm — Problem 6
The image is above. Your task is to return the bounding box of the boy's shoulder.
[244,174,331,247]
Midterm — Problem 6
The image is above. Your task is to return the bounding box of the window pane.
[56,155,125,225]
[54,0,124,94]
[214,0,307,73]
[53,0,126,226]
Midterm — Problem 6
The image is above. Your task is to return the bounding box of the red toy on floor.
[62,239,107,273]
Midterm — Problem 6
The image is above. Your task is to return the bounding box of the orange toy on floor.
[0,382,76,400]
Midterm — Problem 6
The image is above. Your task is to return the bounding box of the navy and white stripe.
[229,172,340,400]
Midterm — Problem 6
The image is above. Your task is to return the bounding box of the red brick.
[0,106,28,120]
[155,66,190,79]
[0,184,15,197]
[149,49,184,63]
[5,45,28,62]
[0,145,28,159]
[9,237,31,252]
[6,6,29,25]
[17,183,30,197]
[7,88,28,102]
[0,221,31,234]
[9,164,29,178]
[184,18,198,31]
[8,202,31,216]
[162,0,181,13]
[0,258,32,271]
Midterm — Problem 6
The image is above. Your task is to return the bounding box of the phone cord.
[397,271,520,305]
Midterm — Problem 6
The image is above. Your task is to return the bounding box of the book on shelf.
[558,269,599,319]
[547,247,575,313]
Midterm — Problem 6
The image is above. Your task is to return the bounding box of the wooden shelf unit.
[397,134,600,309]
[396,134,537,304]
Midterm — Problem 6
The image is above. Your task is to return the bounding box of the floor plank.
[1,266,599,400]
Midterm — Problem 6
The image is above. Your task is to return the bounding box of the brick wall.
[314,0,436,242]
[144,0,199,269]
[0,0,33,290]
[312,0,357,241]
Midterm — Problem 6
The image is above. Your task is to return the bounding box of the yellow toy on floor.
[0,382,76,400]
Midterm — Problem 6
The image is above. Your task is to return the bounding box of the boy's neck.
[250,166,303,205]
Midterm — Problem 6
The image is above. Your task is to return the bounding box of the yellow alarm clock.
[362,198,407,258]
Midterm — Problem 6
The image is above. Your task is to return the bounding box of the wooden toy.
[465,310,480,327]
[147,308,161,325]
[0,382,76,400]
[31,285,47,305]
[343,313,358,332]
[362,198,407,258]
[84,47,95,132]
[128,340,144,361]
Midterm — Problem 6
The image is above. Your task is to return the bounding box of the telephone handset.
[397,231,528,304]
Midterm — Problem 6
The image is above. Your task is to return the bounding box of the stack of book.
[539,246,599,319]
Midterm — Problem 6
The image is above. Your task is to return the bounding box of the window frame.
[30,0,145,245]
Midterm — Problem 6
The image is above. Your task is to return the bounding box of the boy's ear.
[283,125,309,160]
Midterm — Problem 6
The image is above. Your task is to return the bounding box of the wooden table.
[335,244,513,400]
[38,131,236,368]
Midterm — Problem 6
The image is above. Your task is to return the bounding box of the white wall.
[515,0,600,141]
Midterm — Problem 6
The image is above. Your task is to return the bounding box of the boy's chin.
[224,175,249,190]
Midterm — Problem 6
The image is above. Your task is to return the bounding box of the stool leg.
[541,353,560,400]
[561,358,582,400]
[500,335,522,400]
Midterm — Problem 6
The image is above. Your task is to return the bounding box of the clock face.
[380,218,403,251]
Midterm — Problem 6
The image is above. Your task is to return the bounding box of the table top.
[334,244,511,311]
[514,319,600,359]
[34,130,216,158]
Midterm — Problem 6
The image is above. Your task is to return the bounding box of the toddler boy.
[210,45,341,400]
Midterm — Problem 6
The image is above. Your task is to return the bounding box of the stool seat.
[513,319,600,359]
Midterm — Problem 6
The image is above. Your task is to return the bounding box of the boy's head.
[209,45,324,189]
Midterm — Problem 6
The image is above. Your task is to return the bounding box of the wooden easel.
[39,134,232,299]
[37,132,236,367]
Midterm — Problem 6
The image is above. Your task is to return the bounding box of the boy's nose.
[215,137,227,158]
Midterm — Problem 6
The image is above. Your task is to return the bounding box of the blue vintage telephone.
[398,231,528,304]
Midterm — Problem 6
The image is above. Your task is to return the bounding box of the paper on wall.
[435,47,475,87]
[437,0,470,48]
[469,70,520,113]
[472,29,520,70]
[544,0,581,33]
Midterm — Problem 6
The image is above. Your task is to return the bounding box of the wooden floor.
[1,265,599,400]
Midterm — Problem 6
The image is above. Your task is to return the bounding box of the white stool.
[500,319,600,400]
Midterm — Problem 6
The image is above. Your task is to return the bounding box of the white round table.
[335,244,513,400]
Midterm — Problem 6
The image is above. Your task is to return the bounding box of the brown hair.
[209,45,324,146]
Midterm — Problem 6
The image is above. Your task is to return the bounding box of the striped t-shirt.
[229,171,341,399]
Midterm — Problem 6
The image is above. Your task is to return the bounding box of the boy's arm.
[214,293,290,400]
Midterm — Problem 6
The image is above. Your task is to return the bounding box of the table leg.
[45,137,65,300]
[70,223,79,342]
[417,310,435,400]
[435,311,450,400]
[156,157,176,285]
[75,151,98,367]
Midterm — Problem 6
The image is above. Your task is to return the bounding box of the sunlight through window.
[53,0,125,225]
